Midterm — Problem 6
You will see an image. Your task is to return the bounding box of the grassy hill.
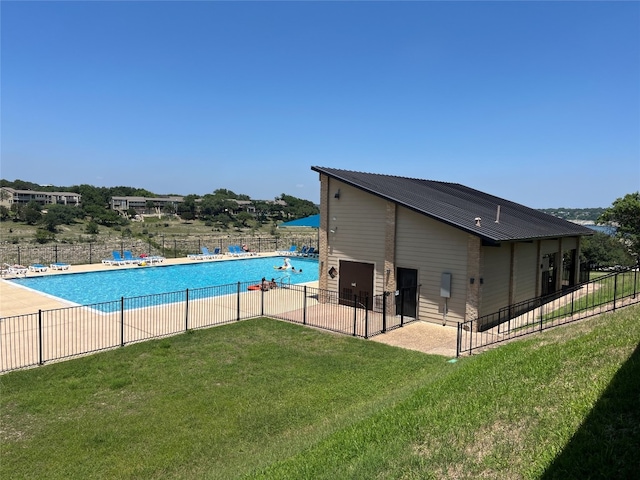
[1,306,638,479]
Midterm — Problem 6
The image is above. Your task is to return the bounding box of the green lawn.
[2,309,639,479]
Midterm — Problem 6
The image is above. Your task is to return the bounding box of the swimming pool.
[8,256,318,306]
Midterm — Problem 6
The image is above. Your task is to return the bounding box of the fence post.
[260,285,264,317]
[400,288,405,327]
[185,289,190,331]
[236,282,241,321]
[17,245,21,266]
[613,274,618,311]
[540,301,544,332]
[120,297,125,347]
[364,296,369,339]
[54,244,58,263]
[38,310,44,365]
[456,322,461,357]
[634,263,638,299]
[89,243,93,264]
[303,286,307,325]
[352,294,358,336]
[382,292,387,333]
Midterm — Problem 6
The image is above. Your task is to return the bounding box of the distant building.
[110,196,184,214]
[0,187,81,208]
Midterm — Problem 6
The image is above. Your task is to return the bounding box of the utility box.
[440,273,451,298]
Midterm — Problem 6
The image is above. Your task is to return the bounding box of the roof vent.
[495,205,501,223]
[475,217,481,227]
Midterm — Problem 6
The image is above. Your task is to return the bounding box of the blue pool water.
[9,256,318,306]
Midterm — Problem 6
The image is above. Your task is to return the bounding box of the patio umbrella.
[278,214,320,251]
[278,214,320,228]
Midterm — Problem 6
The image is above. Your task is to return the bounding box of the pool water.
[9,256,318,306]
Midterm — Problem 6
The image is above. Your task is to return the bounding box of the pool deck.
[1,253,459,360]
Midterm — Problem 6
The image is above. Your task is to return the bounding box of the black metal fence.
[457,268,640,356]
[0,284,417,373]
[0,235,319,267]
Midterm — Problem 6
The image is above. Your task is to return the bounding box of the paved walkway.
[370,321,458,357]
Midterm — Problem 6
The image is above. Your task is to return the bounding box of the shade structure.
[278,214,319,228]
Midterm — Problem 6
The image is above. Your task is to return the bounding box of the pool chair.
[201,246,222,259]
[28,263,48,272]
[296,246,309,257]
[123,250,144,264]
[227,245,241,257]
[188,246,216,260]
[102,251,128,266]
[233,245,253,257]
[143,255,166,264]
[50,262,71,271]
[304,247,316,257]
[276,245,297,256]
[3,263,28,276]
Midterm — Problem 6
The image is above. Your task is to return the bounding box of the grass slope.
[1,307,638,479]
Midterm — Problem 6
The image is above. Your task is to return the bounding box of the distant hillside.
[538,208,605,223]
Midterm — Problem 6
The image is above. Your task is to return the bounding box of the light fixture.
[334,189,340,199]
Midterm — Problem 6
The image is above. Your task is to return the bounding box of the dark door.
[396,267,418,317]
[338,260,374,309]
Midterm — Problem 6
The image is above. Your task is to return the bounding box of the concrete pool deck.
[1,253,459,364]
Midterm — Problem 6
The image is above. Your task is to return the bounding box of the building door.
[396,267,418,317]
[339,260,374,309]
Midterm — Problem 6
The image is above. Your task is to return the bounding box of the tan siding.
[540,239,560,255]
[562,237,577,251]
[513,242,538,303]
[396,207,468,324]
[324,181,387,294]
[480,245,510,316]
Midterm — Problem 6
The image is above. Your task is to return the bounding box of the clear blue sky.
[1,1,638,208]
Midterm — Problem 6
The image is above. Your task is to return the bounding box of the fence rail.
[0,235,319,267]
[456,268,640,356]
[0,283,417,373]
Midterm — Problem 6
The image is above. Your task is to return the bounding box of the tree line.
[0,179,319,243]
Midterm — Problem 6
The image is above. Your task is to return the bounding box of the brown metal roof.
[312,167,593,243]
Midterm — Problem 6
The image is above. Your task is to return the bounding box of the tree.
[598,192,640,259]
[24,201,42,225]
[580,232,635,268]
[43,204,81,232]
[85,221,99,235]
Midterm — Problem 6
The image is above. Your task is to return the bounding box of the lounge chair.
[28,263,48,272]
[227,245,241,257]
[202,246,222,259]
[304,247,316,257]
[188,246,217,260]
[276,245,297,256]
[3,263,28,276]
[233,245,252,257]
[123,250,145,265]
[296,246,309,257]
[143,254,165,264]
[49,262,70,270]
[102,251,127,266]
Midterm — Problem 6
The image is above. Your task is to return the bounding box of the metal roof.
[312,167,593,243]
